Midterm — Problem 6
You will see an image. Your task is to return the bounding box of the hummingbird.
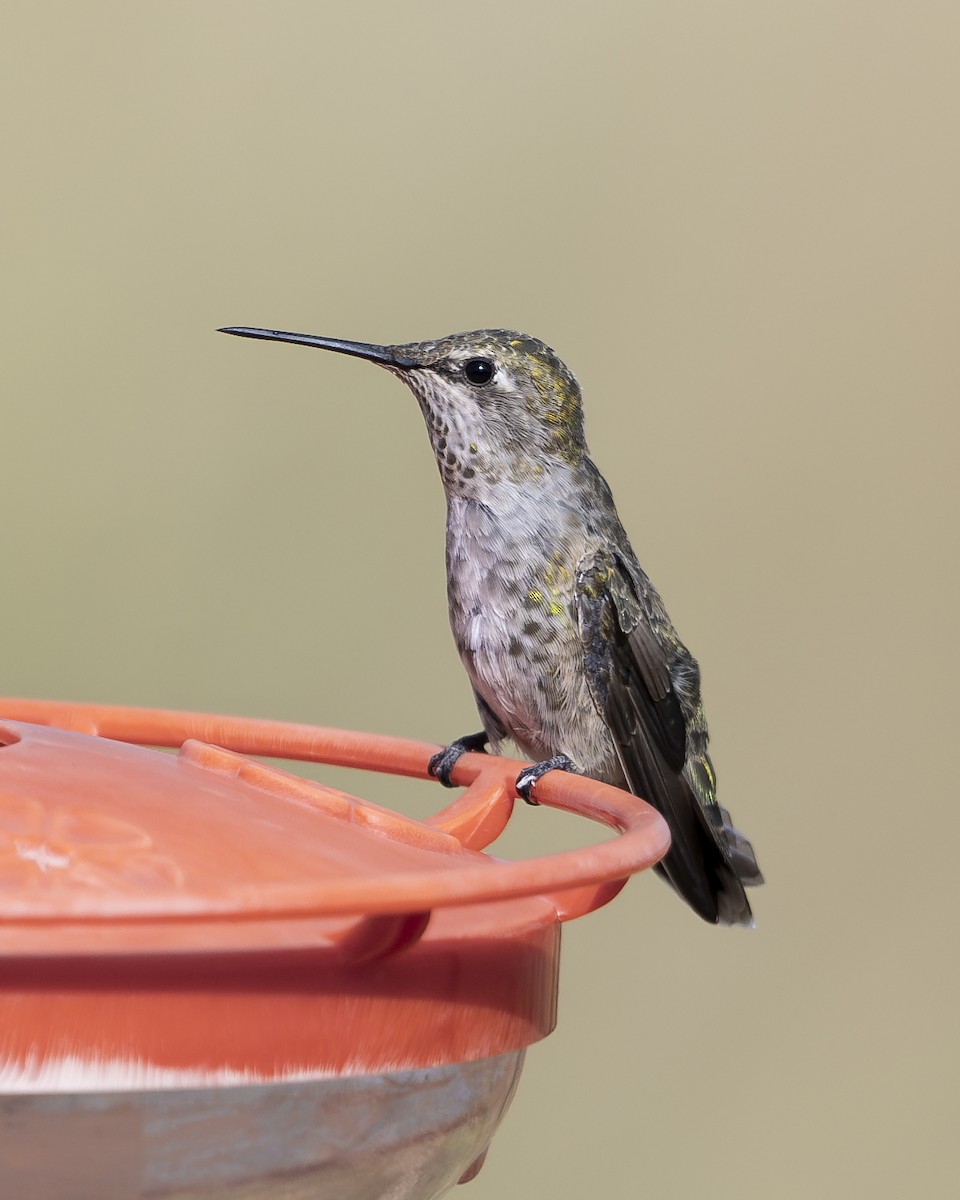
[220,325,763,925]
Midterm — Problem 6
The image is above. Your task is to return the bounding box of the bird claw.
[515,755,575,805]
[428,731,489,788]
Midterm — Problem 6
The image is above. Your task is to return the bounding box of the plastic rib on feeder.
[0,698,670,1200]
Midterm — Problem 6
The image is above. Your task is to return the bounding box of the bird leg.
[428,731,490,788]
[515,755,576,805]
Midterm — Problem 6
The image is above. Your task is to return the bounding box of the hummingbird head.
[220,326,587,495]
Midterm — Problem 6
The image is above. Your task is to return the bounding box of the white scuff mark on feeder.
[14,840,71,871]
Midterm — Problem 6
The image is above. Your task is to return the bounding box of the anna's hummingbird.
[221,325,763,925]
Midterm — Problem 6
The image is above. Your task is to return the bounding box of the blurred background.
[2,2,957,1196]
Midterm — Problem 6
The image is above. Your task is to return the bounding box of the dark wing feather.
[576,550,754,925]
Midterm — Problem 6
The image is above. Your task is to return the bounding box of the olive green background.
[3,2,957,1197]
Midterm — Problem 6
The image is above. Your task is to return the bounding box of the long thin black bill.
[218,327,417,369]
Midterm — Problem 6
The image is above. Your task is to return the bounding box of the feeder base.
[0,1050,524,1199]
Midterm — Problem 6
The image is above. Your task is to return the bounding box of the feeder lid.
[0,700,669,1080]
[0,719,526,953]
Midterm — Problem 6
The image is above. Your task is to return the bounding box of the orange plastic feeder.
[0,699,669,1199]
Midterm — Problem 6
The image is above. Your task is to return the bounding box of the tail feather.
[652,784,756,926]
[709,802,764,887]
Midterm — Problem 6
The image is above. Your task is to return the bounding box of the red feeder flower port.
[0,699,670,1199]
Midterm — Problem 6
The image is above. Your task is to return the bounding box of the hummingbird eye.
[462,358,495,387]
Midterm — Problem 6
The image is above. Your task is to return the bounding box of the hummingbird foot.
[515,755,576,806]
[428,731,490,788]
